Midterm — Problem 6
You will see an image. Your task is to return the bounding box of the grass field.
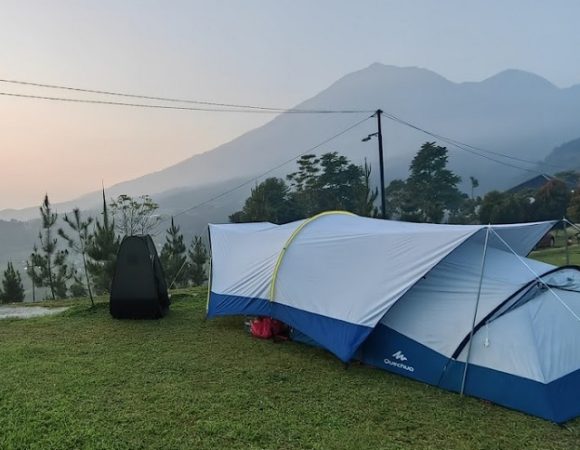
[0,289,578,450]
[530,243,580,266]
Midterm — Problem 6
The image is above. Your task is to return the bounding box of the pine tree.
[29,195,72,300]
[58,208,95,306]
[160,218,188,289]
[188,236,208,286]
[87,189,120,294]
[0,262,25,303]
[69,274,88,298]
[287,154,322,217]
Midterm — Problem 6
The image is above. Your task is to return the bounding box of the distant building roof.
[506,174,553,193]
[506,174,576,194]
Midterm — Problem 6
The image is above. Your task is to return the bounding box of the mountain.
[544,137,580,171]
[0,220,38,267]
[2,63,580,224]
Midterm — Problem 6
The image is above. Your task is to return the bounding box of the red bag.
[250,317,288,340]
[250,317,274,339]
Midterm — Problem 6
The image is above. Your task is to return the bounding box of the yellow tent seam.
[268,210,356,301]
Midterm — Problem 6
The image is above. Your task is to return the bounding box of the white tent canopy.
[208,212,554,361]
[207,212,580,422]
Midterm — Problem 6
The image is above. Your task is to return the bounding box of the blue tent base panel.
[290,328,322,348]
[208,292,372,362]
[360,323,580,424]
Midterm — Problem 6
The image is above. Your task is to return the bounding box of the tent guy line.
[490,227,580,323]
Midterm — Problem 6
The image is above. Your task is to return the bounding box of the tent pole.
[564,218,570,266]
[460,225,491,397]
[564,218,580,253]
[491,226,580,323]
[563,217,580,235]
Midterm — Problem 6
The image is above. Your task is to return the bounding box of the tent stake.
[460,225,491,397]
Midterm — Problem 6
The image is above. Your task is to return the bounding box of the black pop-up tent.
[110,235,170,319]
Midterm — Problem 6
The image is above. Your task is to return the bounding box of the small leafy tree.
[188,236,208,286]
[448,197,480,225]
[229,178,298,224]
[532,179,571,221]
[405,142,464,223]
[160,218,188,288]
[110,194,161,237]
[87,189,120,294]
[385,179,414,220]
[0,262,25,303]
[567,189,580,223]
[28,195,72,300]
[58,208,95,306]
[287,152,371,217]
[555,170,580,188]
[316,152,366,212]
[479,191,532,224]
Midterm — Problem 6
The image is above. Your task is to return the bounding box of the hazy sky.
[1,0,579,210]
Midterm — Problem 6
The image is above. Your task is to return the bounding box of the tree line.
[0,193,208,304]
[230,151,379,223]
[230,141,580,227]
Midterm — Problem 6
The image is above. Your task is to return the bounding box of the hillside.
[3,64,580,222]
[0,219,38,268]
[544,137,580,171]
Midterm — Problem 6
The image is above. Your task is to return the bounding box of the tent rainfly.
[110,235,170,319]
[207,211,580,423]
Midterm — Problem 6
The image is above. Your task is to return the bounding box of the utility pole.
[376,109,386,219]
[361,109,387,218]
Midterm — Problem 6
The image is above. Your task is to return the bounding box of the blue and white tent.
[206,212,580,423]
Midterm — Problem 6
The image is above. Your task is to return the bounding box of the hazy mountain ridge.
[2,63,580,223]
[544,137,580,171]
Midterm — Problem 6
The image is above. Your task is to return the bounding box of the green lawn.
[0,290,578,450]
[530,244,580,266]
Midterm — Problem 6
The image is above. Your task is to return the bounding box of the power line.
[0,91,290,113]
[0,78,372,114]
[170,115,372,220]
[0,78,569,171]
[380,111,565,175]
[0,91,372,114]
[2,78,566,171]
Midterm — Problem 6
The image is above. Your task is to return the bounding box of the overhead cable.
[380,111,567,174]
[171,115,372,219]
[0,78,372,114]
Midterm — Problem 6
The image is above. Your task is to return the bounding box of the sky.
[1,0,580,210]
